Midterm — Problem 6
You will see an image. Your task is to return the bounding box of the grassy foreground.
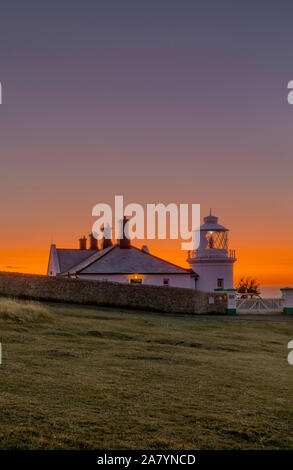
[0,300,293,450]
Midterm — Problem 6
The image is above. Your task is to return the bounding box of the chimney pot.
[89,233,99,250]
[119,216,131,249]
[101,224,113,250]
[79,236,87,250]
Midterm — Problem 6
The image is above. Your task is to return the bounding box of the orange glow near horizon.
[1,238,292,293]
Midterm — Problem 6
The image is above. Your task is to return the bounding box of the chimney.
[101,224,113,250]
[102,238,112,249]
[88,233,99,251]
[119,216,131,249]
[79,236,87,250]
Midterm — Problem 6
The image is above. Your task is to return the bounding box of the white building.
[47,212,236,291]
[47,236,195,288]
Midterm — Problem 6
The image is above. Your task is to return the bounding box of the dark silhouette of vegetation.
[237,277,261,296]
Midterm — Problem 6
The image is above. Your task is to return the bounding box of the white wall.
[47,245,59,276]
[194,262,234,292]
[78,273,193,289]
[143,274,194,289]
[47,256,56,276]
[78,274,128,283]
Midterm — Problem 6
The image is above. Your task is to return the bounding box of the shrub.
[0,298,53,323]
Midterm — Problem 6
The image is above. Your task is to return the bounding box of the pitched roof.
[55,244,190,275]
[56,249,97,274]
[67,245,115,274]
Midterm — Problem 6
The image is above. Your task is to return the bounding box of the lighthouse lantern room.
[187,211,236,292]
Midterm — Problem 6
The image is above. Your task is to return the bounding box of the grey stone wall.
[0,272,227,314]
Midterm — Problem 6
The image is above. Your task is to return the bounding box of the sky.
[0,1,293,296]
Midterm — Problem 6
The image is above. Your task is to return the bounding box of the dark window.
[163,278,170,286]
[217,278,224,288]
[130,278,142,284]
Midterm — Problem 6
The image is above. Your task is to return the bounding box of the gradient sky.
[0,1,293,295]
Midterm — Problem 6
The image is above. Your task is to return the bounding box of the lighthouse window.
[217,278,224,288]
[206,231,228,250]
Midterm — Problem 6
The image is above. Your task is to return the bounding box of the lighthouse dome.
[195,210,230,254]
[200,212,228,232]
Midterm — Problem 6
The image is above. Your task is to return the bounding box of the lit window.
[129,274,142,284]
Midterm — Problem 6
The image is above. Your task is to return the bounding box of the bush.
[0,298,53,323]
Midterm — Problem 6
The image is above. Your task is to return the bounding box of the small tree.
[237,277,260,296]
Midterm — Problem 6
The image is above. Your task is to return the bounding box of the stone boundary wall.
[0,272,227,314]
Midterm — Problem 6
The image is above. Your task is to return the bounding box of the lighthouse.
[187,211,236,292]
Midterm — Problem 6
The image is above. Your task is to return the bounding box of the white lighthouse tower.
[187,211,236,292]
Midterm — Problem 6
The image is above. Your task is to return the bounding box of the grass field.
[0,298,293,450]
